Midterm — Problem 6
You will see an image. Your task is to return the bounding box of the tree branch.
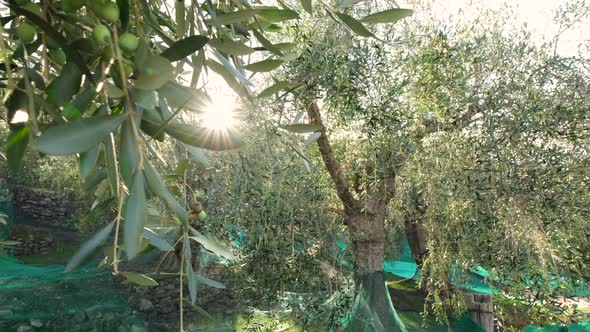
[307,101,360,213]
[324,207,346,217]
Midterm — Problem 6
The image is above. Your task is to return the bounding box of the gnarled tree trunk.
[402,187,429,268]
[307,101,405,332]
[403,216,428,268]
[348,211,386,284]
[345,209,406,332]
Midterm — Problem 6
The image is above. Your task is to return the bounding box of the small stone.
[17,326,32,332]
[103,312,116,321]
[138,299,153,312]
[130,324,147,332]
[73,311,87,322]
[30,319,42,328]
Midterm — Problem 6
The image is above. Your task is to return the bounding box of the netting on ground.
[340,272,408,332]
[0,184,144,332]
[332,234,590,331]
[522,322,590,332]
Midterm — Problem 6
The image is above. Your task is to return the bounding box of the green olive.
[93,24,111,45]
[45,35,60,49]
[89,0,102,15]
[102,44,114,60]
[96,2,119,23]
[197,210,207,221]
[122,60,134,77]
[111,59,134,78]
[118,32,139,52]
[48,48,66,65]
[62,0,86,12]
[16,21,36,44]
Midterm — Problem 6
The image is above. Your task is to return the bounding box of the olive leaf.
[334,12,374,38]
[5,127,30,171]
[361,8,413,24]
[65,221,114,272]
[123,170,147,259]
[243,59,284,72]
[215,9,259,24]
[120,272,158,286]
[143,228,173,251]
[209,38,255,55]
[280,123,322,133]
[258,81,294,98]
[36,115,126,155]
[134,55,176,90]
[256,8,300,22]
[189,226,234,260]
[161,35,209,62]
[79,144,100,178]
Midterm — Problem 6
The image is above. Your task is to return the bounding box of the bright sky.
[418,0,590,56]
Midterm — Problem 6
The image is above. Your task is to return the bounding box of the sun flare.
[201,99,238,131]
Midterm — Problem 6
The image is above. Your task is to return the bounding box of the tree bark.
[403,216,428,267]
[345,209,406,332]
[402,187,429,267]
[348,211,386,284]
[307,101,361,215]
[307,100,405,331]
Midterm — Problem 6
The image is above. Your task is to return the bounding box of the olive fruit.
[197,210,207,221]
[102,45,114,60]
[48,49,66,65]
[93,24,111,44]
[122,60,134,77]
[45,35,60,49]
[118,32,139,52]
[96,2,119,23]
[111,59,134,78]
[16,21,36,44]
[62,0,86,12]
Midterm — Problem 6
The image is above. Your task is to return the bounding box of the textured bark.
[348,211,386,283]
[403,216,428,267]
[307,101,360,214]
[307,100,405,331]
[402,187,429,267]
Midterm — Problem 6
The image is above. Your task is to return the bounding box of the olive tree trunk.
[348,212,386,283]
[307,101,405,332]
[344,210,406,332]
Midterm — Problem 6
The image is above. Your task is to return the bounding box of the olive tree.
[0,0,413,329]
[268,6,590,329]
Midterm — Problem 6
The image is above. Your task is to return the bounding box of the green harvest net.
[0,184,144,332]
[332,235,590,332]
[329,239,486,332]
[521,321,590,332]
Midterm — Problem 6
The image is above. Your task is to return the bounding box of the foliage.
[268,5,590,327]
[389,17,590,327]
[1,0,589,330]
[202,127,345,306]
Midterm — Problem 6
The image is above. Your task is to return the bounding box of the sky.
[422,0,590,56]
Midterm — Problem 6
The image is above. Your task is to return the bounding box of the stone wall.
[8,224,59,256]
[11,185,74,228]
[12,234,54,256]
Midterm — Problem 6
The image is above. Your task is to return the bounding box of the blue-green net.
[0,183,143,332]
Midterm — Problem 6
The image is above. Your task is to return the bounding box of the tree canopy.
[1,0,590,331]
